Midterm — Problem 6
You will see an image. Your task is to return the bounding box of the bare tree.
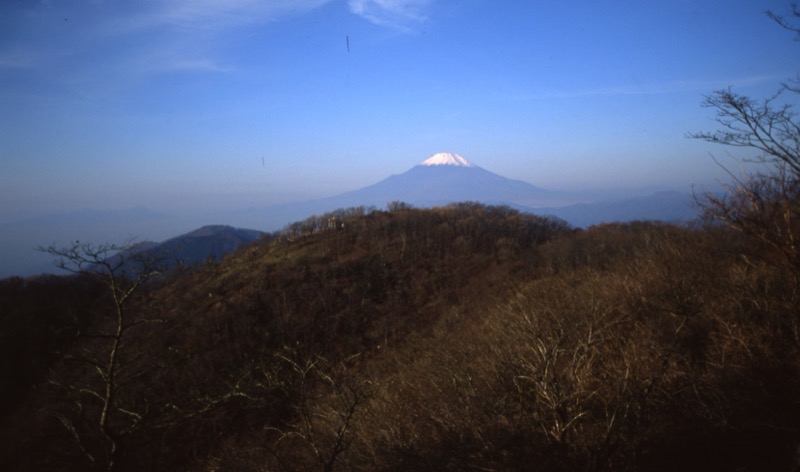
[689,4,800,173]
[690,88,800,176]
[268,354,371,472]
[689,5,800,269]
[41,239,163,472]
[767,3,800,42]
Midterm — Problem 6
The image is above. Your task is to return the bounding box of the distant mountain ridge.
[538,191,698,228]
[237,152,561,228]
[154,225,264,265]
[102,225,265,274]
[0,206,181,278]
[234,152,699,231]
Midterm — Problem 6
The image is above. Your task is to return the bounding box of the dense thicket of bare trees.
[2,202,798,471]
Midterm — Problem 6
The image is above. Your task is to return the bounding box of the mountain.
[231,152,566,230]
[233,152,699,232]
[113,225,265,273]
[538,191,699,228]
[0,207,177,278]
[323,152,562,208]
[418,152,476,167]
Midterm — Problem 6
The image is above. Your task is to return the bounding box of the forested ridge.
[1,202,799,471]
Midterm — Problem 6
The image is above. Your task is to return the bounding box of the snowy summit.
[419,152,475,168]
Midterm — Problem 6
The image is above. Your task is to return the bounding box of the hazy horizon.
[0,157,704,278]
[0,152,709,225]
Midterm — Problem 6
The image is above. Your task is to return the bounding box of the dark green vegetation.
[1,201,799,471]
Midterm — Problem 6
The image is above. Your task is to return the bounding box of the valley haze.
[0,153,697,278]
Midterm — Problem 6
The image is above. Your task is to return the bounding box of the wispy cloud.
[0,47,42,70]
[1,0,335,82]
[165,58,233,73]
[0,0,341,107]
[501,75,790,102]
[347,0,432,31]
[118,0,334,33]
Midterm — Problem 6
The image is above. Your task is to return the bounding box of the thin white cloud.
[0,0,336,103]
[104,0,335,76]
[348,0,432,30]
[501,75,790,102]
[107,0,333,34]
[5,1,335,76]
[164,57,233,73]
[0,47,42,70]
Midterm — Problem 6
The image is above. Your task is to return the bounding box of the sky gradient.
[1,0,798,224]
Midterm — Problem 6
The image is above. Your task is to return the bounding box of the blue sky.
[1,0,797,222]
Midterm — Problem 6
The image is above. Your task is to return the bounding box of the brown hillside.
[1,204,798,471]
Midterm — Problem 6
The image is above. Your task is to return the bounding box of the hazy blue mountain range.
[149,225,264,266]
[230,152,565,230]
[234,153,699,231]
[327,161,562,208]
[1,207,180,278]
[99,225,265,275]
[127,225,266,268]
[537,191,699,228]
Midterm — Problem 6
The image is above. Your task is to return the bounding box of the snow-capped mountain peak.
[419,152,475,168]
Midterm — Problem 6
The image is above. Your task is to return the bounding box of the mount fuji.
[228,152,577,231]
[315,152,561,209]
[229,152,697,231]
